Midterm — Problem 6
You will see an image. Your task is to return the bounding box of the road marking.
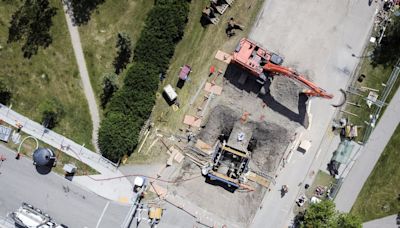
[95,201,110,228]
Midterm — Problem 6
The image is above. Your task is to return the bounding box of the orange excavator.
[232,38,334,99]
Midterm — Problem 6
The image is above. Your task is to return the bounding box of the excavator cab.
[270,53,284,65]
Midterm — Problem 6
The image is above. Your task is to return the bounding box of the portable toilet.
[163,84,177,102]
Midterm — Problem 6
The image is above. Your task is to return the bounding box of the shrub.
[0,80,12,105]
[39,98,65,129]
[98,0,190,161]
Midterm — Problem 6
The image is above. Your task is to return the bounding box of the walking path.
[363,214,399,228]
[335,86,400,212]
[0,104,132,204]
[62,2,100,153]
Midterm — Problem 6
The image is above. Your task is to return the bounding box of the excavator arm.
[263,62,334,99]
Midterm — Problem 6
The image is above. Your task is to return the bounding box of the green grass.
[78,0,153,111]
[0,0,94,150]
[350,124,400,222]
[293,170,335,214]
[344,45,400,142]
[0,123,97,175]
[305,170,335,199]
[151,0,265,132]
[126,0,265,163]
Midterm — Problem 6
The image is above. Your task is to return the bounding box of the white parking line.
[95,201,110,228]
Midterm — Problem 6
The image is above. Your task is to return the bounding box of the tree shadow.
[223,64,309,127]
[65,0,105,26]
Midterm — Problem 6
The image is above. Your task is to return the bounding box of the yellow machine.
[148,207,163,227]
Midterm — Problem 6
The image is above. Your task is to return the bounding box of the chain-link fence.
[0,104,118,172]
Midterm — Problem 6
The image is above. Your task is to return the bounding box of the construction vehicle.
[9,202,67,228]
[148,207,163,228]
[232,38,334,99]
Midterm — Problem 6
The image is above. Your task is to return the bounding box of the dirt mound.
[251,121,290,174]
[197,105,241,145]
[269,76,304,114]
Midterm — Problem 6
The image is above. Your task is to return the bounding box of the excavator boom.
[263,62,333,99]
[232,38,333,99]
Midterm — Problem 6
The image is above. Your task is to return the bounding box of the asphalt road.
[249,0,378,227]
[0,144,129,228]
[0,144,200,228]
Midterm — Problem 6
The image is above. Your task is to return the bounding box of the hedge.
[98,0,190,162]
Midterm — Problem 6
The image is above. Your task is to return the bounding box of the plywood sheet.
[204,82,222,95]
[215,50,232,64]
[183,115,202,128]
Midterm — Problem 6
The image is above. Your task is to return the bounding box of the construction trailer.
[231,38,333,99]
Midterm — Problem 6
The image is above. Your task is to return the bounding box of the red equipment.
[232,38,333,99]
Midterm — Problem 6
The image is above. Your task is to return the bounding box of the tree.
[336,213,362,228]
[0,80,12,105]
[302,200,336,228]
[113,32,132,74]
[373,17,400,66]
[68,0,105,26]
[301,200,362,228]
[39,98,64,129]
[98,0,190,162]
[8,0,57,58]
[100,73,118,109]
[98,111,140,162]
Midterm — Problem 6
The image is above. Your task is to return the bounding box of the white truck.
[9,203,67,228]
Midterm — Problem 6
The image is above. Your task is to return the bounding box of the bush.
[98,0,190,161]
[39,98,65,129]
[98,112,141,162]
[0,80,12,105]
[100,72,118,109]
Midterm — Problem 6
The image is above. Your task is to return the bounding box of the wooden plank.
[222,145,248,158]
[215,50,232,64]
[247,171,270,188]
[183,115,202,127]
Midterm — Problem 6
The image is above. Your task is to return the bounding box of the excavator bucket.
[332,89,347,107]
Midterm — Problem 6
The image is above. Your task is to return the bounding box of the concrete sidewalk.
[363,214,399,228]
[0,104,133,204]
[62,1,100,153]
[335,87,400,212]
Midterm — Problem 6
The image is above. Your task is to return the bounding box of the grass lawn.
[305,170,335,199]
[78,0,153,110]
[0,0,94,150]
[151,0,265,132]
[293,170,335,214]
[343,42,400,142]
[128,0,265,163]
[350,124,400,222]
